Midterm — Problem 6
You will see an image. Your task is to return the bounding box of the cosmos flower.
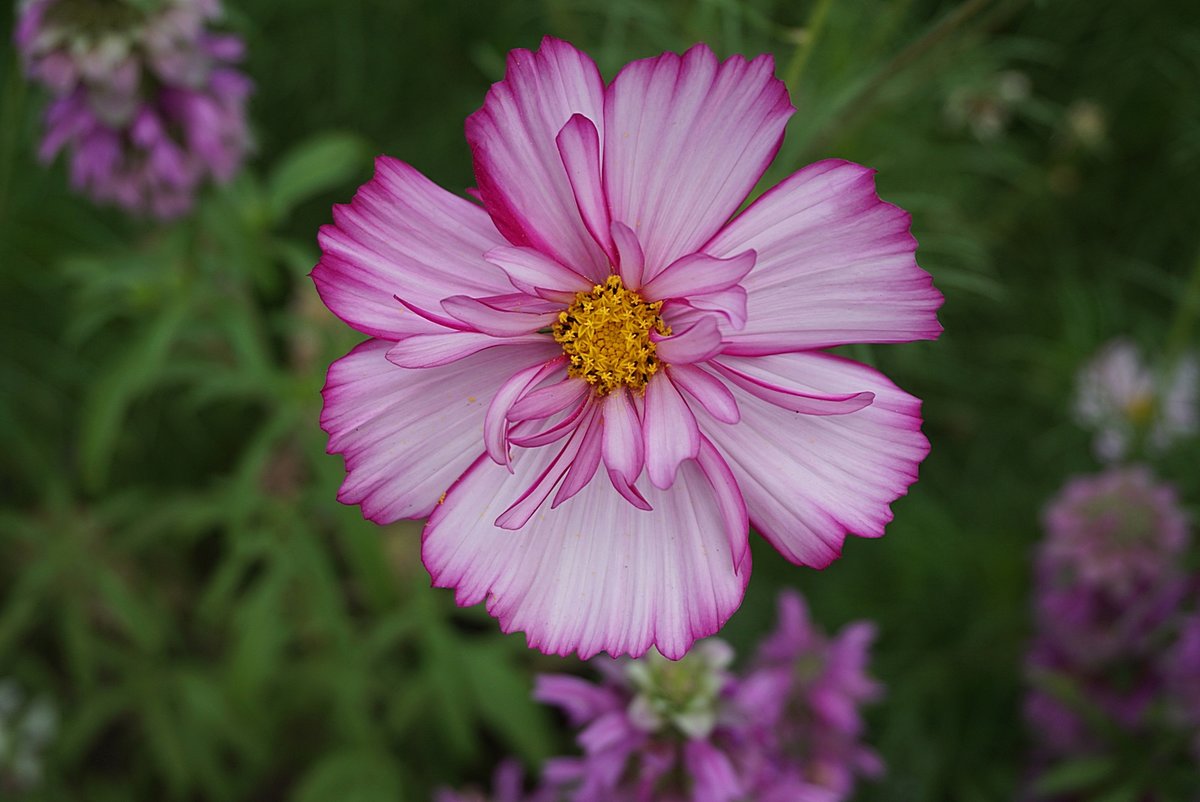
[1073,339,1198,463]
[15,0,251,217]
[315,37,942,658]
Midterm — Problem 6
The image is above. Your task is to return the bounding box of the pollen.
[552,275,670,396]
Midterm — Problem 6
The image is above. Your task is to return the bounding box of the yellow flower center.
[552,275,671,396]
[1124,393,1154,425]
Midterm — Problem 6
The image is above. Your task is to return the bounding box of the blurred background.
[1,0,1198,799]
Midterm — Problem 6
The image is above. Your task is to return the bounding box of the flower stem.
[783,0,834,92]
[1165,244,1200,363]
[798,0,999,161]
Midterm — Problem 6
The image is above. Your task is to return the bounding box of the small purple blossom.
[1033,466,1189,670]
[1026,466,1199,794]
[523,590,881,802]
[15,0,252,218]
[1041,466,1188,599]
[743,591,884,798]
[1073,339,1198,462]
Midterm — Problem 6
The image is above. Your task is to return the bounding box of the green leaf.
[78,293,189,491]
[462,641,554,762]
[267,133,368,222]
[290,750,404,802]
[1032,756,1116,795]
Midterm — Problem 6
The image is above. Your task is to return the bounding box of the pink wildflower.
[1073,339,1198,462]
[315,38,942,658]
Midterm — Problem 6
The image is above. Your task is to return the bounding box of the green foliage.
[2,0,1199,800]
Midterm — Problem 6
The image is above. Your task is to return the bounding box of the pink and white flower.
[314,38,943,658]
[1073,338,1198,462]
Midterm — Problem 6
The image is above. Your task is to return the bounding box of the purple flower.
[536,640,747,802]
[1073,339,1198,462]
[1032,467,1189,672]
[1162,612,1200,759]
[1025,467,1198,788]
[314,36,942,659]
[532,590,882,801]
[744,591,884,798]
[435,760,550,802]
[15,0,252,217]
[1041,466,1189,599]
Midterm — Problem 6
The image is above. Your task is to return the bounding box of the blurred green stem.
[1165,245,1200,362]
[783,0,833,91]
[799,0,996,161]
[0,63,29,225]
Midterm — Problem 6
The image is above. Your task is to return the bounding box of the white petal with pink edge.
[312,157,513,340]
[705,159,943,353]
[556,114,615,263]
[422,446,751,659]
[603,44,793,276]
[485,245,592,298]
[698,352,929,568]
[643,372,701,489]
[466,37,608,281]
[321,338,559,523]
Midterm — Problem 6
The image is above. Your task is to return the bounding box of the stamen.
[552,275,670,396]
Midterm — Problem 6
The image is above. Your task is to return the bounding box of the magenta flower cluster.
[15,0,252,218]
[439,590,883,802]
[1026,466,1199,776]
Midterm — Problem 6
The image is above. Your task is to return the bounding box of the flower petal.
[667,364,739,424]
[652,316,724,365]
[611,221,646,288]
[321,339,555,523]
[600,388,644,482]
[685,739,743,802]
[696,436,750,572]
[312,156,512,339]
[386,331,549,369]
[639,250,756,301]
[710,358,875,415]
[643,372,702,489]
[422,447,751,659]
[507,377,590,422]
[495,407,598,530]
[466,37,608,281]
[485,245,593,298]
[441,295,559,336]
[553,413,604,507]
[698,352,929,568]
[557,114,615,263]
[533,674,622,726]
[682,285,749,329]
[603,44,793,275]
[484,357,566,468]
[706,159,944,353]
